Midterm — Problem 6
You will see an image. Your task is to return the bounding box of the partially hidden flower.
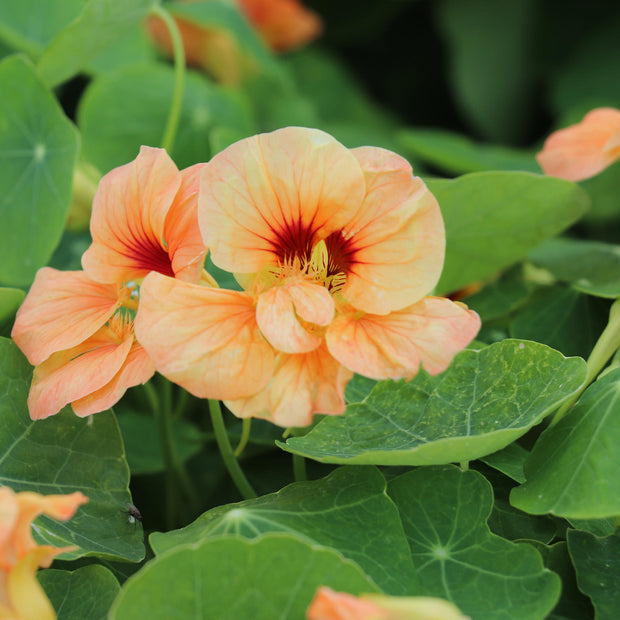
[0,486,88,620]
[146,0,322,84]
[306,587,470,620]
[135,127,481,427]
[11,147,208,420]
[536,107,620,182]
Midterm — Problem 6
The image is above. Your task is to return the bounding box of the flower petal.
[72,343,155,417]
[165,162,208,283]
[27,325,134,420]
[226,344,352,427]
[536,107,620,181]
[11,268,121,366]
[199,127,366,273]
[82,146,182,283]
[306,586,388,620]
[256,278,333,353]
[326,297,481,379]
[135,272,275,400]
[338,147,445,314]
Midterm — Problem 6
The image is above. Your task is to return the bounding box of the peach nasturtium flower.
[0,486,88,620]
[536,107,620,182]
[306,586,470,620]
[12,147,207,420]
[136,127,481,427]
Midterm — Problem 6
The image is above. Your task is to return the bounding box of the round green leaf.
[388,466,561,620]
[0,287,25,322]
[567,529,620,620]
[39,565,120,620]
[78,62,254,173]
[529,238,620,299]
[0,337,144,562]
[150,466,415,595]
[0,55,79,286]
[37,0,156,87]
[428,172,590,295]
[279,340,587,466]
[510,368,620,519]
[110,533,380,620]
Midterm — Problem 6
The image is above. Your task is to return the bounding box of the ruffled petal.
[164,162,208,283]
[82,146,181,283]
[11,268,120,366]
[27,325,134,420]
[326,297,480,379]
[199,127,366,274]
[135,272,275,400]
[256,278,333,353]
[306,586,388,620]
[338,147,445,314]
[71,343,155,417]
[225,344,353,427]
[536,107,620,181]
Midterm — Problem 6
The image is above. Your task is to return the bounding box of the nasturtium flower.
[306,586,470,620]
[136,127,480,427]
[0,487,87,620]
[536,107,620,181]
[12,146,207,420]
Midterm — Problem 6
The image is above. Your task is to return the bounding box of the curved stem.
[150,4,186,153]
[552,298,620,425]
[209,400,257,499]
[234,418,252,457]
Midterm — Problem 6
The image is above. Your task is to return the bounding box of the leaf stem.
[209,400,257,499]
[150,4,185,153]
[552,298,620,424]
[234,418,252,457]
[293,454,307,482]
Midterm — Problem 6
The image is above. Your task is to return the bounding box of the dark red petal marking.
[116,229,174,278]
[324,231,356,276]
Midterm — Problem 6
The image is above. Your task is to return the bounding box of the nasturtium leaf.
[398,128,537,175]
[434,0,535,143]
[510,285,610,358]
[279,340,587,466]
[388,467,560,620]
[110,534,380,620]
[580,158,620,223]
[0,0,84,57]
[427,172,590,296]
[0,55,79,286]
[37,0,156,87]
[38,565,120,620]
[480,442,528,483]
[511,368,620,519]
[529,238,620,299]
[116,410,203,475]
[344,374,377,404]
[78,63,254,173]
[0,338,144,562]
[487,498,557,544]
[567,529,620,620]
[566,518,615,538]
[150,466,415,595]
[528,541,594,620]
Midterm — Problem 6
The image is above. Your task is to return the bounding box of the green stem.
[292,454,307,482]
[234,418,252,457]
[150,4,186,153]
[209,400,257,499]
[552,298,620,424]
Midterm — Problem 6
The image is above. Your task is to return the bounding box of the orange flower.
[136,128,480,427]
[306,587,470,620]
[0,487,88,620]
[536,107,620,181]
[12,146,207,419]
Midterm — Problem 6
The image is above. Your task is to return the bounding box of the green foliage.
[0,55,78,286]
[110,534,380,619]
[428,172,590,295]
[279,340,587,465]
